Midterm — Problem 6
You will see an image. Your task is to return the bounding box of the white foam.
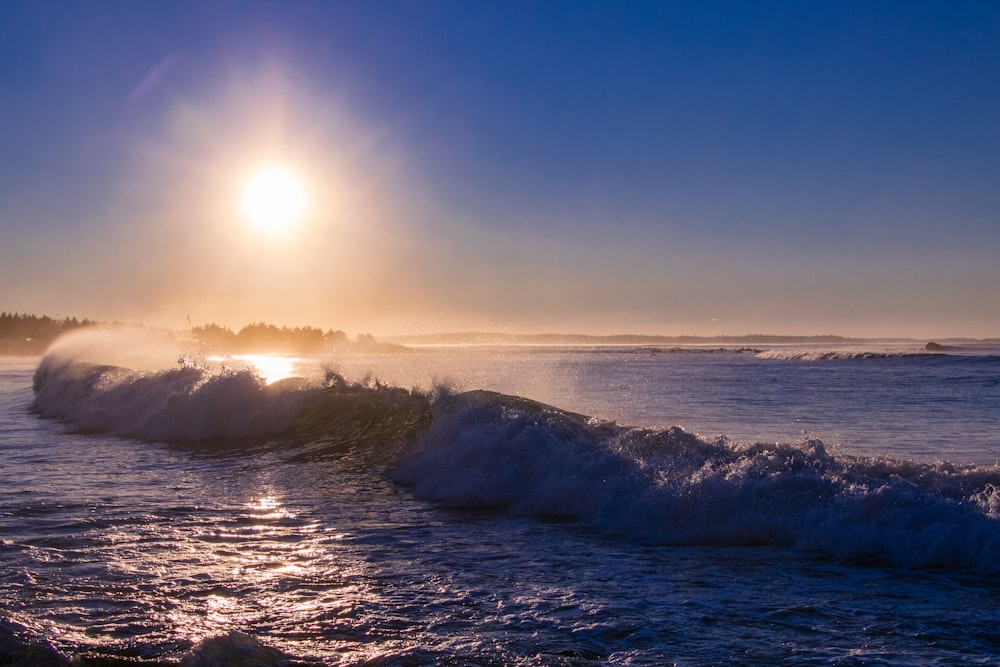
[394,395,1000,573]
[32,330,319,441]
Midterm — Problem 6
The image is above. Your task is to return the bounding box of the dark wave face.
[30,342,1000,576]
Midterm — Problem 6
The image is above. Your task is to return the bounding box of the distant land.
[379,332,997,347]
[188,322,406,355]
[0,313,402,356]
[2,312,996,356]
[0,312,97,355]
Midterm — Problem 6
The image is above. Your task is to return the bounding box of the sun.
[240,165,308,234]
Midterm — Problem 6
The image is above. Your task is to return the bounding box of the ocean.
[2,330,999,666]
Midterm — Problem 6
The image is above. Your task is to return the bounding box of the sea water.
[1,335,999,665]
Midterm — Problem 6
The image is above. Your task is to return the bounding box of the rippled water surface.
[2,349,1000,665]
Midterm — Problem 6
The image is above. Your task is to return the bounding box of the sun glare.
[241,166,308,234]
[233,354,297,384]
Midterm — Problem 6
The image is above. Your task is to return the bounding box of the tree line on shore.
[0,312,96,354]
[190,322,394,354]
[0,312,399,356]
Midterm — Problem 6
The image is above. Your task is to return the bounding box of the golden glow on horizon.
[240,165,308,234]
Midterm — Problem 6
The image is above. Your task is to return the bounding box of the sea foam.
[32,328,318,440]
[394,390,1000,573]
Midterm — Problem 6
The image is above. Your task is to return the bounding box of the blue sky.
[1,1,998,337]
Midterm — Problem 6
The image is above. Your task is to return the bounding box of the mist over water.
[42,326,187,371]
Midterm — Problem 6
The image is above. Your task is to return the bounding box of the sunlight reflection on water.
[156,489,342,648]
[231,355,298,385]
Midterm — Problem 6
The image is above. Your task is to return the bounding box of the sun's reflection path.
[165,490,355,649]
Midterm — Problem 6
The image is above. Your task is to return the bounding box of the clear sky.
[1,1,998,338]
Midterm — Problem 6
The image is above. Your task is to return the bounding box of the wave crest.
[394,393,1000,572]
[755,349,930,360]
[32,356,313,441]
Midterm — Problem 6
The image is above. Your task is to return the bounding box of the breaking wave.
[755,350,935,361]
[30,337,1000,574]
[396,390,1000,573]
[755,346,1000,361]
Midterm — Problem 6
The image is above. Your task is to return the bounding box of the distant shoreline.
[2,312,997,357]
[378,332,999,347]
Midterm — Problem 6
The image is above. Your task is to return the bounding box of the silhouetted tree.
[191,323,236,350]
[0,312,95,354]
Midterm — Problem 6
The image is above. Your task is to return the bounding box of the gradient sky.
[2,1,998,338]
